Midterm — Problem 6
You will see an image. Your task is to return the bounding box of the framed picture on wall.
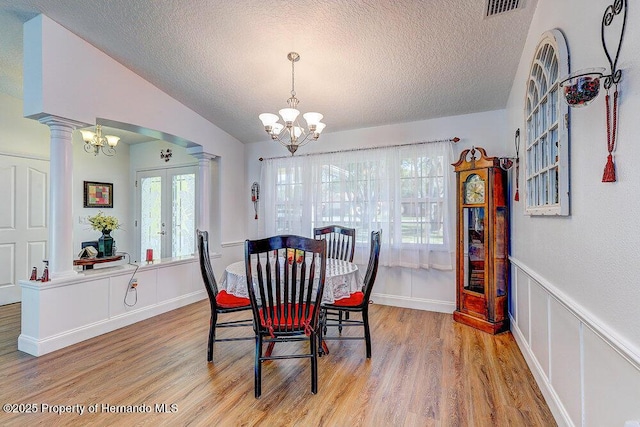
[83,181,113,208]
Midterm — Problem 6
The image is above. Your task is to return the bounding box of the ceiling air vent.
[485,0,524,17]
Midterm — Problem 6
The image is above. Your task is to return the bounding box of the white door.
[0,155,49,305]
[136,166,196,262]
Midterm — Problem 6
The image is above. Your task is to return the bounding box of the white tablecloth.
[220,258,362,304]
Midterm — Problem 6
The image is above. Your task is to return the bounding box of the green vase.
[98,230,114,257]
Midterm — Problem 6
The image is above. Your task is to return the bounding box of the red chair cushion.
[259,303,314,329]
[332,291,364,307]
[216,290,250,308]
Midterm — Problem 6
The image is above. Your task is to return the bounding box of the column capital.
[186,147,217,160]
[38,115,87,130]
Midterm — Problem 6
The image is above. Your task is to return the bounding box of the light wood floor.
[0,301,555,426]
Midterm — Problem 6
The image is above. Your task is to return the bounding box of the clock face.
[464,174,485,204]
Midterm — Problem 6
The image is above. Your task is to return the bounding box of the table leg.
[265,342,275,357]
[320,340,329,356]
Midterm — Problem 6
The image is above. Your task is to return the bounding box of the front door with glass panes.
[136,166,196,262]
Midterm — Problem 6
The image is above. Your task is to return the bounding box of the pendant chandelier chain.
[287,52,300,109]
[291,55,296,98]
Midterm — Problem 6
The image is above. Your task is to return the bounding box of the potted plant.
[87,211,120,257]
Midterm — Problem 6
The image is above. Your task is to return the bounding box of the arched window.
[525,29,570,216]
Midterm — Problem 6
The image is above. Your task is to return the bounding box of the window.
[316,159,384,245]
[525,29,570,215]
[274,163,307,236]
[260,141,454,270]
[399,150,446,246]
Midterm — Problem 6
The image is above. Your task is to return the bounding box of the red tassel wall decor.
[602,154,616,182]
[599,0,626,182]
[602,90,618,182]
[514,129,520,201]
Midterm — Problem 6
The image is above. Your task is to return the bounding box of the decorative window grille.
[524,29,570,216]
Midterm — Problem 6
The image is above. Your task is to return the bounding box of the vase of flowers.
[87,212,120,257]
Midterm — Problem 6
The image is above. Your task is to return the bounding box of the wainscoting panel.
[510,265,519,323]
[549,297,582,426]
[583,327,640,426]
[510,257,640,427]
[529,280,550,377]
[516,271,530,342]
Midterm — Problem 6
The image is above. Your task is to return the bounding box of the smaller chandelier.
[259,52,325,155]
[80,125,120,156]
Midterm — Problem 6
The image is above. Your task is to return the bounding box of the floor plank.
[0,301,556,426]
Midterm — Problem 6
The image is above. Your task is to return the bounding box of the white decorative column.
[39,116,85,278]
[188,149,217,234]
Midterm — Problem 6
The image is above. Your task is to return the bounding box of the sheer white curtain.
[260,141,454,270]
[260,154,313,237]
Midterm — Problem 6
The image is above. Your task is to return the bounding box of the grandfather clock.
[452,147,509,334]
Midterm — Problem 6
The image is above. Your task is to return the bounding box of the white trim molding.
[372,293,455,314]
[509,257,640,426]
[510,257,640,368]
[221,240,245,248]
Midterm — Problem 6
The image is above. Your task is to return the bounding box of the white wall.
[129,140,197,170]
[245,109,510,312]
[73,133,132,256]
[505,0,640,425]
[23,15,247,253]
[0,92,49,156]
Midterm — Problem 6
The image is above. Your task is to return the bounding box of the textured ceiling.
[0,0,537,144]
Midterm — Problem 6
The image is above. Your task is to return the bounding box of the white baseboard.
[372,292,455,313]
[221,241,244,248]
[18,290,206,356]
[510,313,574,427]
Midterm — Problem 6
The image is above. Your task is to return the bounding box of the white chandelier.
[80,125,120,156]
[259,52,325,155]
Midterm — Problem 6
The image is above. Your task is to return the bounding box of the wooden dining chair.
[314,225,356,329]
[244,235,327,398]
[314,225,356,262]
[197,230,253,362]
[319,230,381,358]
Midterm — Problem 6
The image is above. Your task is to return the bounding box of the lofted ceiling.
[0,0,537,144]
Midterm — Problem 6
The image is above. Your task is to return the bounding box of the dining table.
[220,257,362,305]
